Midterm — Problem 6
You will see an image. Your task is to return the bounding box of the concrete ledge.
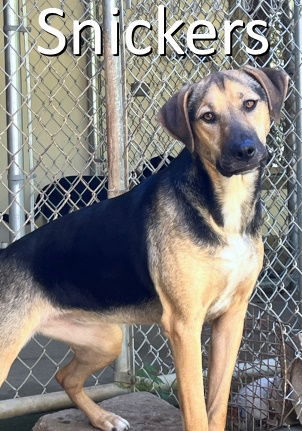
[33,392,183,431]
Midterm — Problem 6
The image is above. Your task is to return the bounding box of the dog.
[0,66,288,431]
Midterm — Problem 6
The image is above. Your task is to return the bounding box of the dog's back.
[0,168,158,314]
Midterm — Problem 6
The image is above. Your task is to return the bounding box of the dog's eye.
[201,112,216,123]
[244,100,258,111]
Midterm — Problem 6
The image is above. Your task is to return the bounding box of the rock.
[33,392,183,431]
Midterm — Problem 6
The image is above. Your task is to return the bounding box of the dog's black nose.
[232,140,256,161]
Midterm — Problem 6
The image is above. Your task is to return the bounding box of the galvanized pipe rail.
[3,0,26,241]
[0,383,129,419]
[86,0,103,177]
[102,0,132,385]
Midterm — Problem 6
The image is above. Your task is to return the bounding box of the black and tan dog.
[0,66,288,431]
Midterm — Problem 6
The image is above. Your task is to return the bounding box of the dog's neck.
[202,160,262,236]
[171,149,263,237]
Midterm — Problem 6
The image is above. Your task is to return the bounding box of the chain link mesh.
[0,0,301,429]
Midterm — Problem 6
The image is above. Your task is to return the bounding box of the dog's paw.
[91,413,130,431]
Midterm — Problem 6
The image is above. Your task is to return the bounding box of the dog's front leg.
[206,300,249,431]
[162,313,208,431]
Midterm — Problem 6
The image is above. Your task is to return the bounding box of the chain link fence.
[126,2,302,429]
[0,0,302,429]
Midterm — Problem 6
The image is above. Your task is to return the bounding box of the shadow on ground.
[0,412,45,431]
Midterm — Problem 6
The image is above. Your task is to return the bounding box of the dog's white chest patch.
[207,234,258,319]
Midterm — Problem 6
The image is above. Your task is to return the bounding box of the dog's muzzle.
[217,138,268,177]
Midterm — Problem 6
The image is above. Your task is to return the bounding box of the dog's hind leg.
[40,318,129,431]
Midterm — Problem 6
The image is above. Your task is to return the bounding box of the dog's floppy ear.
[158,85,195,153]
[243,66,289,123]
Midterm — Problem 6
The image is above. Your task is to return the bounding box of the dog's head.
[159,67,289,177]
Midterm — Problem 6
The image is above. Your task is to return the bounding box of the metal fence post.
[22,0,36,232]
[3,0,25,241]
[102,0,132,385]
[86,0,103,176]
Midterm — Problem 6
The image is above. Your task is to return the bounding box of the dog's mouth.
[216,154,267,177]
